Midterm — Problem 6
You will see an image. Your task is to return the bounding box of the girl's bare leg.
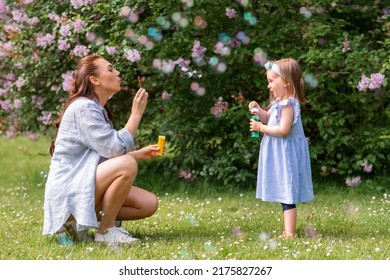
[283,208,297,238]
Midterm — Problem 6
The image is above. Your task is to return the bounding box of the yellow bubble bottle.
[157,135,165,156]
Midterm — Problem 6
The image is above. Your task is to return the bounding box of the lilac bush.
[0,0,388,187]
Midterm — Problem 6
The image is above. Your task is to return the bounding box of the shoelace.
[112,227,134,238]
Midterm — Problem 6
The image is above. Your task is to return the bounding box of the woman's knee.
[144,193,159,217]
[118,154,138,180]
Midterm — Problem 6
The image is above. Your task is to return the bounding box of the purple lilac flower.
[36,33,55,47]
[368,73,385,89]
[162,90,172,100]
[360,162,373,173]
[73,19,86,33]
[62,71,74,92]
[58,39,70,51]
[12,9,27,23]
[226,7,236,19]
[37,111,53,126]
[71,0,98,9]
[0,0,9,19]
[0,41,13,58]
[27,17,39,25]
[14,77,25,88]
[124,49,141,62]
[71,45,90,57]
[25,131,38,141]
[13,99,22,109]
[342,38,350,53]
[174,57,190,68]
[357,73,385,91]
[5,73,15,81]
[70,0,84,9]
[191,40,207,59]
[0,100,12,112]
[48,12,61,22]
[179,170,193,179]
[357,74,370,91]
[106,46,117,56]
[32,95,45,110]
[229,38,241,47]
[345,176,361,187]
[4,23,21,34]
[59,25,71,37]
[6,128,16,139]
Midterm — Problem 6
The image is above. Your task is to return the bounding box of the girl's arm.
[250,104,294,137]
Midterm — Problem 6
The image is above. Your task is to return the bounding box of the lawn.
[0,136,389,260]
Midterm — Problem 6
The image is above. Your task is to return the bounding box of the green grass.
[0,136,389,260]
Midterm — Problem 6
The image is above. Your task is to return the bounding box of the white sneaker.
[94,227,139,244]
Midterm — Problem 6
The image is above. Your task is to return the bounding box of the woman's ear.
[89,76,100,86]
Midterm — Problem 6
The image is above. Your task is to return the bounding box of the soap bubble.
[304,227,319,238]
[344,202,358,215]
[57,235,73,247]
[268,240,278,249]
[259,232,269,241]
[203,241,217,254]
[180,66,193,78]
[192,69,203,79]
[186,216,198,226]
[232,227,245,239]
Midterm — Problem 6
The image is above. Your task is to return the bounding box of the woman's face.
[266,70,287,99]
[93,58,121,95]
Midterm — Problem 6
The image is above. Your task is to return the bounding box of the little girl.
[249,58,314,239]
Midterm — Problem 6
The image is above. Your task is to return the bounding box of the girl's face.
[266,70,287,99]
[93,58,121,95]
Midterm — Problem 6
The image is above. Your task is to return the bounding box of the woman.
[43,54,159,244]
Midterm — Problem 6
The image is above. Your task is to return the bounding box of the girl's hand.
[129,145,160,161]
[248,101,260,115]
[131,88,148,117]
[250,118,262,133]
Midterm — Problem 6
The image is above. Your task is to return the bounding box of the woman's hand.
[129,145,160,161]
[131,88,148,117]
[125,88,149,136]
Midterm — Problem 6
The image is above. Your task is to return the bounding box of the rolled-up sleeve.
[78,103,135,158]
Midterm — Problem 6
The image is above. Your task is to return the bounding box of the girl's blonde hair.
[272,58,307,105]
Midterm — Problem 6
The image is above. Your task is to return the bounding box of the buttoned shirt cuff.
[118,128,135,153]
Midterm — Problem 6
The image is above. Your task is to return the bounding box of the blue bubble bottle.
[251,115,259,138]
